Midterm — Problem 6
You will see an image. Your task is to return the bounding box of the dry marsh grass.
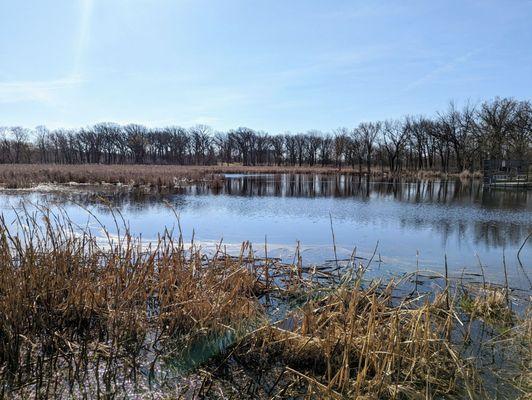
[0,164,482,189]
[0,207,527,399]
[0,207,261,398]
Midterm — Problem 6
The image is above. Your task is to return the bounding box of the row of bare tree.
[1,97,530,172]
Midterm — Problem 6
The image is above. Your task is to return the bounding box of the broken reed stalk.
[445,253,450,309]
[264,235,269,287]
[503,250,510,309]
[516,231,532,290]
[329,212,339,271]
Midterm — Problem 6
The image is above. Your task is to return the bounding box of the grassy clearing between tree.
[0,206,527,399]
[0,163,482,190]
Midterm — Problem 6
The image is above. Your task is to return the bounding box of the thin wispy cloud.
[270,48,388,81]
[0,75,83,104]
[404,49,483,92]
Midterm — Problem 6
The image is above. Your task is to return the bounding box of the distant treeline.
[1,97,530,173]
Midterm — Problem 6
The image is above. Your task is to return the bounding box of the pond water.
[1,174,530,289]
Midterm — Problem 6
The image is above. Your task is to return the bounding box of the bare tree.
[255,131,270,165]
[124,124,148,164]
[0,127,12,163]
[319,134,332,167]
[507,100,531,161]
[10,127,29,163]
[270,135,285,166]
[477,97,518,159]
[306,131,322,166]
[356,122,382,174]
[382,120,408,173]
[34,125,50,163]
[189,125,212,165]
[213,131,232,164]
[284,134,297,166]
[94,123,122,164]
[333,128,349,169]
[231,127,255,166]
[293,134,306,167]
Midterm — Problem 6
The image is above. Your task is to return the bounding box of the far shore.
[0,163,483,190]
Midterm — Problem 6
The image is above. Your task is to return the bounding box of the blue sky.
[0,0,531,132]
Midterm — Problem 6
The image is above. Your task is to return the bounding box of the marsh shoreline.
[0,163,484,190]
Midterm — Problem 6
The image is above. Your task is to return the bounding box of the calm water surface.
[1,174,530,288]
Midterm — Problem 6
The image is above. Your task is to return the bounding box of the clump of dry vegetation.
[0,206,527,399]
[239,284,474,398]
[460,284,515,327]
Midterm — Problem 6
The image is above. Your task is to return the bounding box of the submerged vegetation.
[0,206,530,399]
